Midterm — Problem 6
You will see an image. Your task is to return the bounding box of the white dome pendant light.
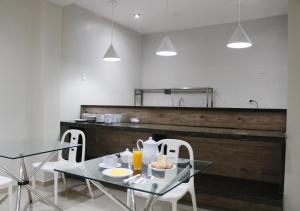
[227,0,253,49]
[156,0,177,56]
[103,0,121,61]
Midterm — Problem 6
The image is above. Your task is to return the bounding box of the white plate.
[102,168,133,178]
[75,119,87,122]
[148,163,177,172]
[98,162,121,169]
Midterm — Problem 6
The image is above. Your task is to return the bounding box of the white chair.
[128,139,197,211]
[0,175,13,211]
[32,129,94,205]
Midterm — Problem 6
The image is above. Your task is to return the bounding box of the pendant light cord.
[238,0,241,25]
[110,0,115,45]
[165,0,169,34]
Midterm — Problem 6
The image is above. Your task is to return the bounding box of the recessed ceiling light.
[133,13,142,19]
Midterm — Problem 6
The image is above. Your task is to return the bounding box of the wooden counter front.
[60,105,286,211]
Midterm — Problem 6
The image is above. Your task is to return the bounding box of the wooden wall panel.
[62,122,283,184]
[170,135,282,183]
[93,128,151,157]
[81,106,286,131]
[86,128,282,183]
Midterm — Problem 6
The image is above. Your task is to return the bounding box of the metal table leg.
[143,183,158,211]
[89,180,160,211]
[89,180,132,211]
[15,186,21,211]
[0,151,63,211]
[20,157,33,204]
[24,184,63,211]
[29,151,58,179]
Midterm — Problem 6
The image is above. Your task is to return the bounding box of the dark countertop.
[61,121,285,142]
[81,105,287,113]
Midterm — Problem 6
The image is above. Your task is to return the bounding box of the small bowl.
[96,114,105,123]
[87,115,96,123]
[148,163,177,179]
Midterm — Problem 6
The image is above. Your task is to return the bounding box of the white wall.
[60,4,143,120]
[0,0,38,176]
[0,0,62,180]
[284,0,300,210]
[0,1,142,181]
[30,0,63,182]
[0,0,35,140]
[142,16,288,108]
[30,1,62,141]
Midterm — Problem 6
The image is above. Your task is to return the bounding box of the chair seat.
[135,183,190,201]
[0,176,13,189]
[32,160,71,173]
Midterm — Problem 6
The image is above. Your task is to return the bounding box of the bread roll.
[151,155,173,169]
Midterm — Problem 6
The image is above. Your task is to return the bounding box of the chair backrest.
[156,139,195,185]
[58,129,86,163]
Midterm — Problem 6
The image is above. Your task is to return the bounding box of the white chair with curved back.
[32,129,94,205]
[0,175,13,211]
[128,139,197,211]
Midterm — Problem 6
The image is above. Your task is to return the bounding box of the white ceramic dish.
[87,115,96,123]
[148,163,177,172]
[75,119,87,123]
[98,162,121,169]
[102,168,133,178]
[96,114,105,123]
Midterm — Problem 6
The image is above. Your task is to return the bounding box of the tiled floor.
[0,179,211,211]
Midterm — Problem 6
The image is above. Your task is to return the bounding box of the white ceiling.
[47,0,288,34]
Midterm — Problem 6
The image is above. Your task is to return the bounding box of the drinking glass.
[133,148,142,170]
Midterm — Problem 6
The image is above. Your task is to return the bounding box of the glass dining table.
[0,139,81,211]
[55,156,212,211]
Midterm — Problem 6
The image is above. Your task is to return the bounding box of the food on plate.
[151,155,173,169]
[108,169,130,176]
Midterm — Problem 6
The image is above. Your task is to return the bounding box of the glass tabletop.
[55,156,212,196]
[0,139,81,159]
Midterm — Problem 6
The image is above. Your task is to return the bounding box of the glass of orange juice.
[133,148,142,170]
